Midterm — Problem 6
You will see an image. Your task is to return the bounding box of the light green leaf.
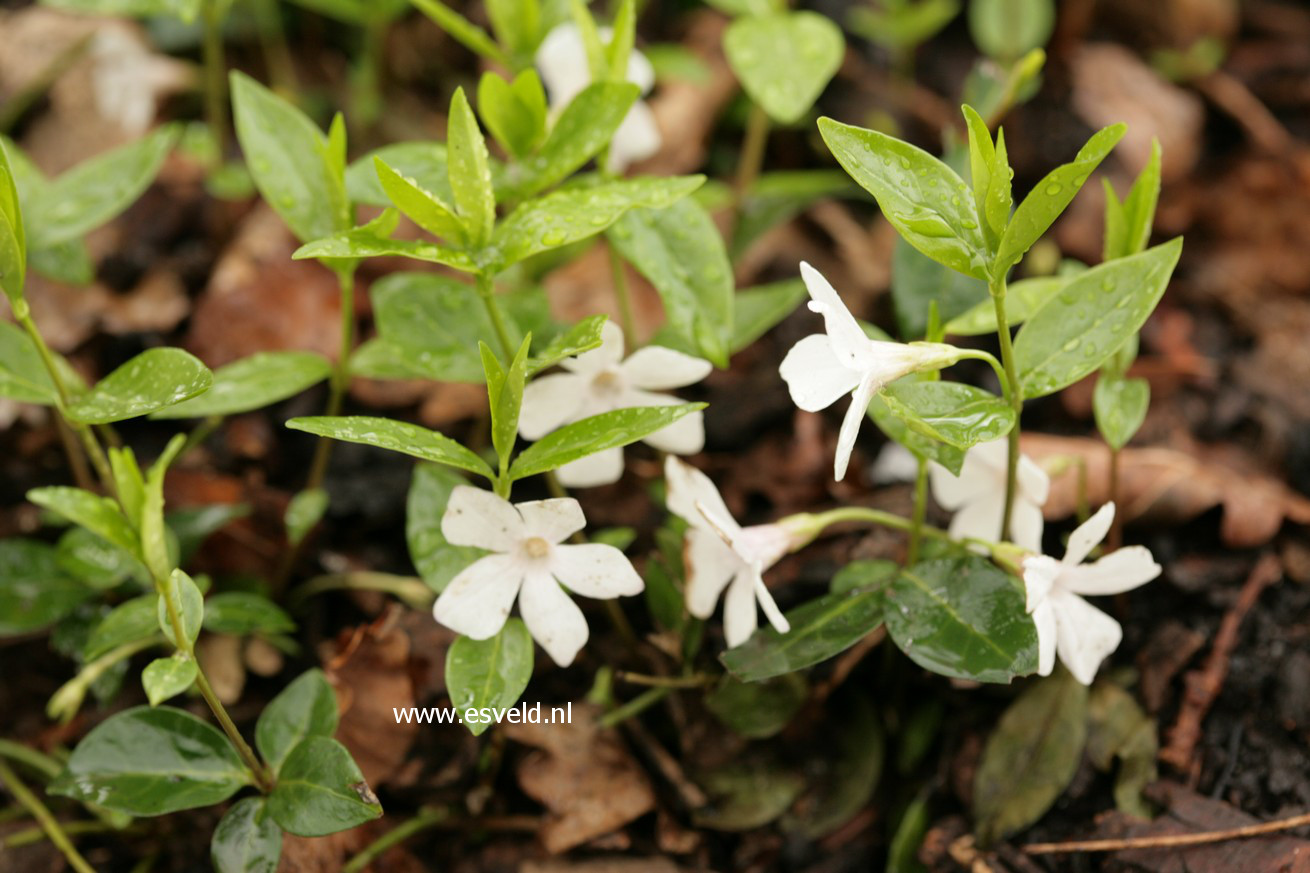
[157,568,204,648]
[267,737,381,836]
[26,125,179,248]
[203,592,296,636]
[968,0,1055,63]
[731,279,807,353]
[446,618,534,736]
[878,380,1015,450]
[1093,374,1149,452]
[943,275,1066,336]
[84,595,159,660]
[212,797,282,873]
[407,464,485,592]
[703,0,773,15]
[973,670,1089,844]
[885,556,1037,684]
[292,225,477,273]
[365,272,503,382]
[868,377,966,475]
[374,156,466,243]
[286,416,494,479]
[256,669,339,775]
[49,706,251,815]
[1103,138,1161,261]
[142,654,198,705]
[705,674,806,739]
[30,235,94,284]
[486,0,540,60]
[447,87,496,247]
[0,139,26,304]
[346,142,450,206]
[847,0,959,50]
[478,70,549,161]
[409,0,508,65]
[0,321,60,404]
[109,447,146,529]
[487,336,531,468]
[284,487,329,547]
[725,12,844,124]
[230,71,350,245]
[56,526,144,590]
[140,434,186,583]
[1014,239,1182,398]
[962,104,1009,247]
[41,0,202,19]
[150,351,330,419]
[528,315,607,375]
[27,486,139,555]
[719,587,887,682]
[508,403,705,480]
[608,197,733,367]
[0,539,93,635]
[818,117,988,279]
[485,175,703,273]
[65,348,212,424]
[995,123,1125,274]
[734,170,855,256]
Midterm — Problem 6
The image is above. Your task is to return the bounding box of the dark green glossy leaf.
[151,351,330,419]
[731,279,806,353]
[203,592,296,636]
[1014,239,1182,398]
[56,526,144,589]
[27,486,139,555]
[878,380,1014,450]
[157,569,204,648]
[446,618,533,736]
[49,706,251,815]
[943,275,1066,336]
[720,587,887,682]
[891,236,987,340]
[65,348,213,424]
[1093,374,1149,452]
[212,797,282,873]
[407,464,485,593]
[885,556,1037,684]
[142,653,197,705]
[256,669,339,774]
[705,673,806,739]
[973,670,1089,844]
[84,595,159,660]
[0,539,92,635]
[267,736,381,836]
[508,403,705,480]
[724,12,844,124]
[286,416,494,479]
[869,382,966,475]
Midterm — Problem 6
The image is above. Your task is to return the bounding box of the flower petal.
[555,446,625,488]
[519,569,589,667]
[1063,502,1114,566]
[1051,590,1123,685]
[433,554,524,639]
[798,262,873,369]
[626,45,656,93]
[1031,598,1057,677]
[1022,554,1061,612]
[607,100,662,173]
[833,375,876,480]
[1017,452,1051,505]
[441,486,523,551]
[518,372,586,439]
[779,334,862,412]
[620,345,712,390]
[1062,546,1162,596]
[683,528,740,618]
[1010,496,1046,552]
[534,24,591,107]
[946,484,1007,544]
[551,543,644,598]
[753,571,790,635]
[561,319,625,374]
[929,459,993,511]
[637,399,704,454]
[722,568,758,648]
[516,497,586,544]
[664,456,739,536]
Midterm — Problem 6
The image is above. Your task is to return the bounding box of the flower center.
[523,536,551,559]
[591,368,623,397]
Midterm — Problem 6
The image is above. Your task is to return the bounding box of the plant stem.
[615,672,714,688]
[201,0,229,161]
[343,806,449,873]
[732,102,770,226]
[289,571,434,611]
[48,637,161,723]
[304,266,358,495]
[0,759,96,873]
[908,457,928,564]
[598,686,671,728]
[352,16,389,131]
[0,741,61,781]
[477,273,514,360]
[53,417,94,491]
[250,0,298,97]
[1107,447,1122,549]
[3,819,130,850]
[988,274,1022,543]
[607,243,637,350]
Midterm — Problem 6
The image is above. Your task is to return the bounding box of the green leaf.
[878,380,1015,450]
[346,142,450,206]
[364,272,502,382]
[29,235,95,284]
[284,487,329,547]
[528,315,607,375]
[287,416,494,479]
[819,117,988,279]
[502,82,639,199]
[408,464,485,593]
[847,0,958,50]
[203,592,296,636]
[65,348,213,424]
[486,0,540,61]
[782,694,884,839]
[212,797,282,873]
[734,170,855,257]
[446,618,534,736]
[725,12,844,124]
[0,138,27,304]
[374,156,466,243]
[26,126,179,248]
[1093,374,1149,452]
[508,403,705,480]
[57,526,144,590]
[1086,681,1158,818]
[702,0,773,15]
[142,653,198,705]
[731,279,807,353]
[973,670,1089,844]
[962,105,1011,247]
[409,0,508,65]
[230,71,350,245]
[109,447,146,529]
[485,175,704,273]
[705,674,806,739]
[27,486,139,555]
[140,434,186,582]
[995,123,1125,274]
[49,706,251,815]
[720,587,887,682]
[1103,139,1161,261]
[267,736,381,836]
[256,669,339,775]
[0,539,92,635]
[84,595,159,660]
[943,275,1065,336]
[447,87,496,248]
[608,197,733,367]
[293,223,478,273]
[1014,239,1182,398]
[885,556,1038,684]
[150,351,330,419]
[478,70,549,161]
[0,321,60,404]
[868,382,966,475]
[606,0,636,80]
[169,504,248,564]
[886,788,932,873]
[694,757,805,831]
[830,558,899,595]
[41,0,202,19]
[891,237,988,339]
[486,336,530,468]
[157,569,204,648]
[968,0,1055,63]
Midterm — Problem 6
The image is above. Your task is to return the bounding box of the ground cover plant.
[2,0,1310,870]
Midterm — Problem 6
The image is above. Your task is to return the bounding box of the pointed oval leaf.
[27,486,139,555]
[346,142,451,206]
[374,157,466,242]
[293,227,477,272]
[367,272,501,383]
[212,797,282,873]
[142,654,198,705]
[868,377,966,475]
[446,618,533,736]
[0,321,60,404]
[705,674,807,739]
[66,348,213,424]
[447,87,496,247]
[731,279,807,353]
[943,275,1067,336]
[725,12,844,124]
[84,595,159,660]
[528,315,607,376]
[202,592,296,636]
[266,736,382,836]
[0,539,93,635]
[287,416,494,479]
[1093,374,1149,452]
[0,139,27,304]
[150,351,330,419]
[256,668,339,774]
[478,70,548,160]
[878,380,1015,450]
[508,403,706,480]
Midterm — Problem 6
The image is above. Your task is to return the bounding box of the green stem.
[289,571,434,611]
[732,102,770,226]
[343,806,449,873]
[477,273,514,360]
[180,415,223,459]
[0,759,96,873]
[607,244,637,350]
[989,274,1022,543]
[48,637,161,723]
[598,687,671,728]
[615,672,714,688]
[3,819,132,850]
[1107,447,1121,549]
[908,457,928,564]
[250,0,298,97]
[0,741,60,781]
[305,266,357,493]
[202,0,229,161]
[352,17,389,130]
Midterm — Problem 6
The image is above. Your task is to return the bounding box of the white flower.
[928,438,1049,551]
[433,486,643,667]
[780,262,965,481]
[664,456,796,647]
[535,23,662,173]
[519,320,711,488]
[1022,502,1161,685]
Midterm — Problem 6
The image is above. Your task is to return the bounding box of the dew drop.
[1062,338,1081,352]
[1044,182,1063,196]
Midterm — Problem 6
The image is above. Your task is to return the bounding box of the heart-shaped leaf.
[725,12,844,124]
[256,669,339,775]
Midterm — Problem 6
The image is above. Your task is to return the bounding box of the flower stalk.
[988,272,1023,542]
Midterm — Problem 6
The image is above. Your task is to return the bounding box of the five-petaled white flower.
[519,320,711,488]
[780,262,965,481]
[664,456,799,648]
[1022,502,1161,685]
[433,486,643,667]
[928,438,1049,551]
[535,23,661,173]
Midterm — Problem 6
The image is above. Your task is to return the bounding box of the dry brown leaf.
[503,703,656,854]
[1022,433,1310,547]
[521,860,683,873]
[278,820,423,873]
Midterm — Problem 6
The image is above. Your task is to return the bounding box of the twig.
[0,759,96,873]
[1160,553,1282,771]
[1024,809,1310,854]
[614,671,714,688]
